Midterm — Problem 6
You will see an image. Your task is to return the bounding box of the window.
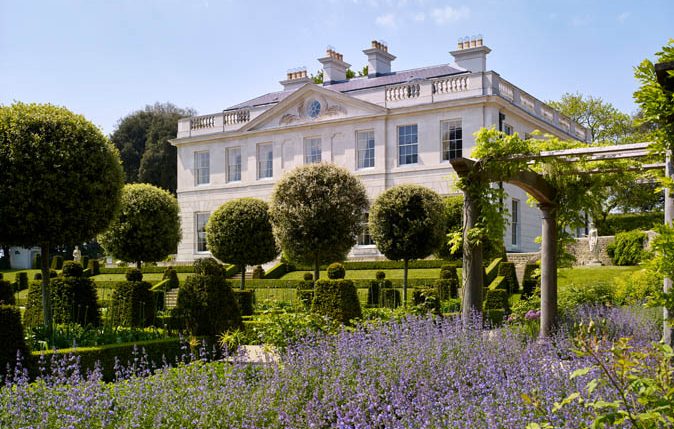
[398,124,418,165]
[196,212,210,252]
[258,143,273,179]
[441,120,462,161]
[356,130,375,169]
[194,151,210,185]
[304,137,321,164]
[504,123,514,136]
[226,147,241,182]
[357,213,374,245]
[511,199,520,247]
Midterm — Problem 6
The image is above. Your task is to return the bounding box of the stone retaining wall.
[567,236,615,266]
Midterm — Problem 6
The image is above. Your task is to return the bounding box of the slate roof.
[225,64,466,111]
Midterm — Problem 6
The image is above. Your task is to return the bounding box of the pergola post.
[664,153,673,346]
[462,188,483,324]
[539,203,558,338]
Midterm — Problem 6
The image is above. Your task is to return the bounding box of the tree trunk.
[403,259,409,307]
[539,203,558,339]
[136,260,142,270]
[462,190,483,325]
[314,254,320,282]
[40,242,52,329]
[240,264,246,290]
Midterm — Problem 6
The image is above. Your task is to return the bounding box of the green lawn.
[0,269,41,282]
[91,273,191,282]
[280,268,443,280]
[557,265,641,289]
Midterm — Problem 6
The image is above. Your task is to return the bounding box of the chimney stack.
[280,67,312,90]
[363,40,396,78]
[450,35,490,73]
[318,46,351,85]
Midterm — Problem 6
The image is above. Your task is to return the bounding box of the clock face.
[307,100,321,118]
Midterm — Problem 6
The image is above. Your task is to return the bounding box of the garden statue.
[587,224,601,265]
[72,245,81,262]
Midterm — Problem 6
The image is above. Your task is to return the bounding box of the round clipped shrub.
[0,305,29,377]
[312,278,362,324]
[15,272,29,292]
[110,277,155,328]
[0,280,15,305]
[176,273,241,336]
[162,266,180,290]
[50,274,101,326]
[303,272,314,281]
[62,261,84,278]
[50,255,64,270]
[252,265,265,279]
[375,271,386,280]
[327,262,345,280]
[193,257,227,277]
[126,268,143,282]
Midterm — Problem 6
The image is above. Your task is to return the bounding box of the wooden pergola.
[451,142,661,338]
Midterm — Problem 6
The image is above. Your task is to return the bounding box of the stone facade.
[567,236,615,266]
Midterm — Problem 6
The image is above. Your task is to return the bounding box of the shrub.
[162,267,180,290]
[125,268,143,282]
[176,273,242,336]
[484,309,506,326]
[303,272,314,281]
[0,280,15,305]
[110,277,155,328]
[233,290,255,316]
[193,257,227,277]
[50,255,64,270]
[523,263,540,282]
[607,230,646,266]
[376,271,386,280]
[51,273,101,327]
[613,269,662,306]
[521,279,537,298]
[484,289,509,311]
[33,270,57,281]
[367,279,393,307]
[558,282,615,313]
[15,272,29,291]
[297,280,314,290]
[412,288,441,314]
[31,253,41,269]
[23,281,45,327]
[312,279,362,324]
[327,262,345,280]
[438,264,459,299]
[81,256,89,272]
[87,259,100,276]
[484,258,503,285]
[61,261,84,278]
[297,289,314,311]
[598,211,663,235]
[252,265,265,279]
[264,263,291,279]
[381,288,401,309]
[0,305,29,377]
[497,262,519,294]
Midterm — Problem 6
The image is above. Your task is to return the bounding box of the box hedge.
[297,289,314,310]
[87,259,101,276]
[233,289,255,316]
[0,280,15,305]
[484,289,509,312]
[109,271,155,328]
[51,265,101,326]
[484,258,503,286]
[15,272,29,291]
[497,262,519,294]
[312,279,362,324]
[175,273,241,336]
[0,305,29,377]
[380,288,402,308]
[598,212,663,236]
[50,255,64,270]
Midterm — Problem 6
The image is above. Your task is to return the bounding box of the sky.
[1,0,672,135]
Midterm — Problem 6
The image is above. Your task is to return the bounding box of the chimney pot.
[450,36,491,72]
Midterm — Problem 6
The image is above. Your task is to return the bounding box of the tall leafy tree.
[369,185,446,305]
[206,198,279,290]
[270,164,368,280]
[0,103,124,328]
[548,92,634,144]
[99,183,181,269]
[111,102,195,193]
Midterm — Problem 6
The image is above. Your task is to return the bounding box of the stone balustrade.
[432,75,469,94]
[385,82,421,101]
[177,108,253,137]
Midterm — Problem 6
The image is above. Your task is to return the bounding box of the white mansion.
[171,37,588,263]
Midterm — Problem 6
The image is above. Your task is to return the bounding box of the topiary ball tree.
[51,263,101,327]
[327,262,346,279]
[99,183,181,269]
[206,198,278,290]
[369,184,446,306]
[270,164,368,281]
[0,103,124,329]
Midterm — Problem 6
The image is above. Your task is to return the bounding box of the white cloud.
[430,5,470,25]
[570,15,591,27]
[617,11,630,23]
[414,12,426,22]
[375,13,398,28]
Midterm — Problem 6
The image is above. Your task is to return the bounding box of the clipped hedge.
[294,259,459,271]
[99,265,195,275]
[297,289,314,310]
[242,278,440,290]
[598,212,663,236]
[51,269,101,326]
[32,337,183,382]
[263,263,292,280]
[484,289,509,312]
[0,280,15,305]
[23,281,45,327]
[175,273,241,336]
[484,258,503,286]
[33,270,57,281]
[367,279,393,307]
[380,288,402,308]
[0,305,29,377]
[50,255,64,270]
[607,230,646,266]
[484,309,506,326]
[312,279,361,324]
[109,273,155,328]
[497,262,519,294]
[487,275,507,291]
[87,259,101,276]
[15,272,29,291]
[233,289,255,316]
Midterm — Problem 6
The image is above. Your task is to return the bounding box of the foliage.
[0,280,14,305]
[61,261,83,278]
[270,164,368,279]
[435,195,464,259]
[111,102,195,193]
[232,290,255,316]
[25,323,167,351]
[598,211,663,236]
[613,269,662,306]
[252,266,265,279]
[376,271,386,280]
[411,288,441,314]
[50,270,101,327]
[326,262,345,279]
[0,305,28,377]
[312,279,362,324]
[0,102,124,328]
[125,268,143,282]
[607,230,646,266]
[558,282,615,314]
[497,261,519,294]
[206,198,278,290]
[15,272,29,291]
[109,275,155,328]
[303,272,314,281]
[369,184,445,303]
[162,267,180,290]
[50,255,64,270]
[193,257,228,277]
[176,273,242,336]
[87,259,101,276]
[99,183,181,267]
